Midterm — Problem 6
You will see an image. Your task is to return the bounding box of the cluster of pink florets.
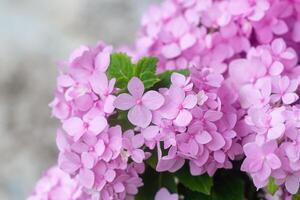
[136,0,300,195]
[30,0,300,199]
[49,43,145,199]
[28,166,88,200]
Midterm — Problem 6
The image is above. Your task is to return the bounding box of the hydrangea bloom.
[30,0,300,199]
[114,77,164,128]
[27,166,89,200]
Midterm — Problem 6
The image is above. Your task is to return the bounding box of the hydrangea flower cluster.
[29,0,300,199]
[49,43,145,200]
[27,166,88,200]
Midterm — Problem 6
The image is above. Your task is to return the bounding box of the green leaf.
[146,152,158,169]
[266,177,279,196]
[140,71,160,89]
[211,170,244,200]
[107,111,134,131]
[161,173,178,193]
[107,53,134,89]
[108,54,160,90]
[175,165,213,195]
[154,69,190,89]
[135,57,158,75]
[293,190,300,200]
[179,189,211,200]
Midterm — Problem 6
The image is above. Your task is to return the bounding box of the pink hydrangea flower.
[241,141,281,188]
[58,151,96,188]
[114,77,165,128]
[27,166,88,200]
[62,115,107,141]
[122,130,145,163]
[271,76,298,105]
[89,72,116,113]
[171,72,193,92]
[159,86,197,127]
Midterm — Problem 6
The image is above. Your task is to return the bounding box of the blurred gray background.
[0,0,160,199]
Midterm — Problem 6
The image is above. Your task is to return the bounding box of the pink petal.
[114,182,125,193]
[282,93,298,105]
[171,72,186,87]
[105,169,116,183]
[128,77,144,98]
[243,142,261,157]
[182,94,197,109]
[204,110,223,121]
[128,105,152,128]
[131,149,145,163]
[95,51,110,72]
[142,126,160,140]
[266,153,281,169]
[104,95,116,113]
[174,109,192,127]
[248,158,264,173]
[271,38,286,54]
[74,94,93,111]
[142,91,165,110]
[285,176,300,194]
[256,163,271,182]
[267,124,285,140]
[293,21,300,42]
[81,152,94,169]
[132,134,144,149]
[162,43,181,59]
[89,72,108,95]
[155,188,178,200]
[272,20,288,35]
[269,61,283,75]
[59,152,81,173]
[114,93,135,110]
[207,132,225,151]
[262,141,278,154]
[78,168,95,189]
[56,129,70,152]
[169,86,186,103]
[281,50,296,60]
[68,45,88,64]
[195,131,212,144]
[62,117,85,138]
[159,101,179,119]
[214,150,225,163]
[168,158,185,173]
[57,74,74,88]
[88,116,107,135]
[95,140,105,156]
[156,157,176,172]
[180,33,196,50]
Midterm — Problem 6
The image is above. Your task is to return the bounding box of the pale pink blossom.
[114,77,164,128]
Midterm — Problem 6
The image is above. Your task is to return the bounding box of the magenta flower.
[156,146,185,172]
[28,166,88,200]
[59,151,95,189]
[155,188,178,200]
[241,141,281,188]
[159,86,197,127]
[62,115,107,141]
[271,76,299,105]
[89,72,116,113]
[171,72,193,91]
[114,77,165,128]
[122,130,145,163]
